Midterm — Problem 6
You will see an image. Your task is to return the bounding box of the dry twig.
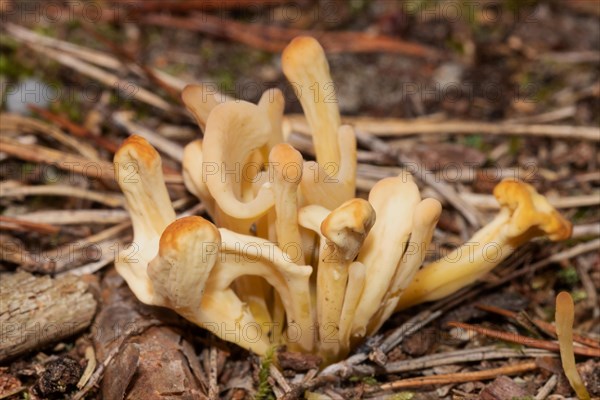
[355,130,483,226]
[319,309,443,378]
[0,136,116,182]
[286,114,600,141]
[28,105,120,153]
[384,346,554,374]
[16,209,129,225]
[208,346,219,400]
[112,111,184,162]
[370,361,538,391]
[0,136,183,184]
[448,322,600,357]
[535,374,558,400]
[1,113,99,160]
[0,184,125,208]
[0,215,60,235]
[141,13,440,57]
[476,304,600,349]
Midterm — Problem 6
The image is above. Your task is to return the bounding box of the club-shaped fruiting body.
[114,36,573,364]
[394,179,573,311]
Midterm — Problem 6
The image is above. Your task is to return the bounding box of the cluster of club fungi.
[114,37,572,365]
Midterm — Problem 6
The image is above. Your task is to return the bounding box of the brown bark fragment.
[277,349,322,372]
[401,328,438,356]
[0,367,22,397]
[479,375,530,400]
[93,270,207,400]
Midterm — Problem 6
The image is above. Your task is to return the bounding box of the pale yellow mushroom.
[396,179,573,310]
[269,143,305,264]
[282,37,357,210]
[148,216,220,313]
[113,135,176,304]
[300,125,357,210]
[367,198,442,335]
[182,139,215,216]
[148,216,271,355]
[217,229,315,352]
[115,136,313,355]
[182,139,253,233]
[202,101,274,220]
[338,261,366,355]
[282,36,341,167]
[351,172,422,337]
[114,35,577,367]
[196,100,281,330]
[555,291,591,400]
[181,83,229,130]
[299,199,375,363]
[258,88,285,159]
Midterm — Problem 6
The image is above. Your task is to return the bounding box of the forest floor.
[0,1,599,399]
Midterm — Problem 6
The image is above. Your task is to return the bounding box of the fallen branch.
[492,239,600,285]
[2,24,179,114]
[319,309,442,378]
[4,23,188,95]
[378,310,443,355]
[0,234,37,268]
[39,221,131,274]
[577,257,600,319]
[0,271,97,361]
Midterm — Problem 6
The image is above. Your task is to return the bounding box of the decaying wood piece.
[92,270,208,400]
[0,271,97,361]
[479,376,530,400]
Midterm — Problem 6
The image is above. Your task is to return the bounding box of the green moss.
[509,136,522,156]
[0,45,34,80]
[571,290,587,303]
[349,375,379,385]
[350,0,370,15]
[445,37,466,55]
[504,0,539,13]
[557,266,579,286]
[255,347,276,400]
[214,70,236,94]
[464,134,483,150]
